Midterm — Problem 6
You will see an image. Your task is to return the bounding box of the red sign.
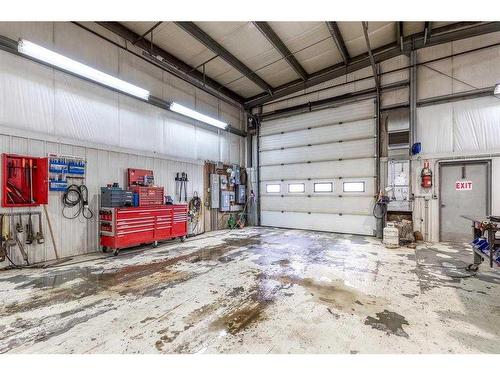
[455,181,472,191]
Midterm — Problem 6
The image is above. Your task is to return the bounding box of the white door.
[259,99,377,235]
[440,162,489,242]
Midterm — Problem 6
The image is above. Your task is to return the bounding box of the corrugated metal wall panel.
[0,134,204,267]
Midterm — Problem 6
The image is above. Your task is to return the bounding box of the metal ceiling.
[97,21,500,109]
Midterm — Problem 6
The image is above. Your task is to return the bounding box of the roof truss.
[253,21,308,81]
[325,21,350,65]
[96,22,245,105]
[174,21,274,94]
[245,21,499,108]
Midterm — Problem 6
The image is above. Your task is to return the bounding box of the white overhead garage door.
[259,99,377,235]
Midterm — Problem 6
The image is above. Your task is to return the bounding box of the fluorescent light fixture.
[169,102,228,129]
[495,83,500,98]
[18,39,150,100]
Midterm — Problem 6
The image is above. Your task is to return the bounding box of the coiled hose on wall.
[62,184,94,220]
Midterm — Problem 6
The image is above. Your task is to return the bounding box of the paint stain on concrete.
[364,310,409,338]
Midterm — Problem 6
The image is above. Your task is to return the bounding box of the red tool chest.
[99,205,188,255]
[129,185,164,206]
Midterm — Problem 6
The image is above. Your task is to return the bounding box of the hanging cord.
[188,191,202,234]
[62,184,94,220]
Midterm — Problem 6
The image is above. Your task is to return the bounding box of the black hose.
[62,184,94,220]
[373,201,387,220]
[4,252,22,269]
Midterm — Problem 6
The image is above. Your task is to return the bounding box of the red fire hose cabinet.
[99,205,188,255]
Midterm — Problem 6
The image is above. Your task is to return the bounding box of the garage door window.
[288,183,305,193]
[314,182,333,192]
[343,181,365,192]
[266,184,281,193]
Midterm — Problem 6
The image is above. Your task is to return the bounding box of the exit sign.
[455,181,472,190]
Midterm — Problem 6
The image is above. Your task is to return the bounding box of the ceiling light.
[18,39,150,100]
[169,102,228,129]
[495,83,500,98]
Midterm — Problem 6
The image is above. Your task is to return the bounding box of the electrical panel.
[233,165,241,185]
[210,173,220,209]
[220,191,234,212]
[236,185,246,204]
[387,159,411,211]
[220,174,228,190]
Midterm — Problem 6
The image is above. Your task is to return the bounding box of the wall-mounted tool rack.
[2,154,48,207]
[48,153,86,191]
[1,211,44,265]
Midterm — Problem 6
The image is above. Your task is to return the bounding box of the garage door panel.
[259,119,375,151]
[259,99,376,235]
[260,178,375,196]
[261,196,374,215]
[260,100,375,136]
[261,211,375,235]
[260,159,376,181]
[260,138,376,166]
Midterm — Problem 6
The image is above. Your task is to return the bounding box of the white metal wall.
[0,133,204,267]
[0,22,246,266]
[259,99,377,235]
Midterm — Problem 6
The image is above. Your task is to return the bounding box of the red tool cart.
[99,205,188,256]
[2,154,48,207]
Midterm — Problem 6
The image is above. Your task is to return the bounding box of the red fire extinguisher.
[421,160,432,188]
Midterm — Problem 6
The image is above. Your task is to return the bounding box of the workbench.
[99,205,188,255]
[461,215,500,271]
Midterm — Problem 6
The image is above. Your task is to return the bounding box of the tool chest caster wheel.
[153,241,158,248]
[113,249,119,256]
[180,236,186,242]
[466,263,479,272]
[102,246,108,253]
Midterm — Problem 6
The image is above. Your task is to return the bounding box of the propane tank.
[383,222,400,249]
[421,160,432,189]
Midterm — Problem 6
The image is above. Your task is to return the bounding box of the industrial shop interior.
[1,2,500,371]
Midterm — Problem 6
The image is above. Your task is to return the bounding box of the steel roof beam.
[423,22,431,45]
[396,22,404,51]
[362,22,379,88]
[326,21,350,65]
[253,21,308,81]
[133,21,162,45]
[245,21,498,108]
[96,22,245,105]
[175,21,274,94]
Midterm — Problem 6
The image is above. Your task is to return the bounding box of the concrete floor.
[0,226,499,354]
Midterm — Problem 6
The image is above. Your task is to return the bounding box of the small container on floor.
[383,222,399,249]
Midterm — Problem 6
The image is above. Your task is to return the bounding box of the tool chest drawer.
[129,186,164,206]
